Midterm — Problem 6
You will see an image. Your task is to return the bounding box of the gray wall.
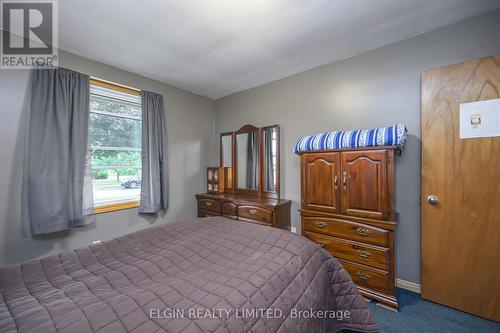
[214,10,500,284]
[0,50,215,267]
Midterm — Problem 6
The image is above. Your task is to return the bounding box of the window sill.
[94,201,140,214]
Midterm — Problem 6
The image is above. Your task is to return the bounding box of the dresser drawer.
[198,199,221,213]
[338,259,390,294]
[222,202,237,218]
[198,208,221,218]
[302,216,389,247]
[303,231,388,270]
[238,206,273,224]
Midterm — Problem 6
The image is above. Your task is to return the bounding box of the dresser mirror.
[220,133,233,191]
[263,125,279,194]
[236,127,260,191]
[219,124,280,198]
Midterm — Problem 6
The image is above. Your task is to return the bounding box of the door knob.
[427,195,439,205]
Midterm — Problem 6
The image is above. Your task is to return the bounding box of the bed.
[0,217,378,333]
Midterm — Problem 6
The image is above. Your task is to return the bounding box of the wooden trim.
[235,124,259,134]
[94,201,140,214]
[90,78,141,96]
[395,279,421,293]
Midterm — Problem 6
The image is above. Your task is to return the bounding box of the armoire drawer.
[338,259,390,294]
[198,199,221,213]
[198,208,221,218]
[222,202,237,218]
[302,216,389,247]
[238,205,273,224]
[303,231,389,270]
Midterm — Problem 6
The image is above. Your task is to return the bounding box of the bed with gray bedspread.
[0,217,378,333]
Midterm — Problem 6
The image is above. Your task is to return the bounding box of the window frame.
[89,78,142,214]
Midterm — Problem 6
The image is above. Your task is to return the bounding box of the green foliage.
[92,169,109,180]
[92,151,141,182]
[89,113,141,149]
[89,92,142,183]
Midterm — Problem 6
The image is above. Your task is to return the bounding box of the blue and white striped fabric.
[294,124,407,154]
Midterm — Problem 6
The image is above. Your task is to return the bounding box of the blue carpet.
[368,289,500,332]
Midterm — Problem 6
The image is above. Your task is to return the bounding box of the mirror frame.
[220,124,280,199]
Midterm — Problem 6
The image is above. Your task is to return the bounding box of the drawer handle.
[334,175,338,189]
[356,271,371,280]
[315,240,327,248]
[249,209,257,215]
[356,227,369,236]
[357,250,371,258]
[315,221,327,228]
[205,201,212,207]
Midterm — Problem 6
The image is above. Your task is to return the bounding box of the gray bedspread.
[0,217,378,333]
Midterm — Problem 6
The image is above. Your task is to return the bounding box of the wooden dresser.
[196,193,291,230]
[299,147,398,311]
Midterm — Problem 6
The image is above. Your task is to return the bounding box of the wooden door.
[341,150,388,220]
[301,153,341,214]
[421,55,500,322]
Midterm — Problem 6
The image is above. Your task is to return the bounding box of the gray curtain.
[139,91,168,213]
[265,131,275,191]
[24,68,92,235]
[246,132,258,189]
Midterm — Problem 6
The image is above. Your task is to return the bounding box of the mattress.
[0,217,378,333]
[293,124,407,154]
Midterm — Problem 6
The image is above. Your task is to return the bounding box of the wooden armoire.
[299,147,398,311]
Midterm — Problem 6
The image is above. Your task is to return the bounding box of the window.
[89,79,142,213]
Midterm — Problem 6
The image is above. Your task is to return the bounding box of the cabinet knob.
[315,240,327,248]
[356,227,369,236]
[427,195,439,205]
[315,221,327,228]
[356,271,371,280]
[357,250,371,258]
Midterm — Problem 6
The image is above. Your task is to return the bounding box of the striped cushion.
[294,124,407,154]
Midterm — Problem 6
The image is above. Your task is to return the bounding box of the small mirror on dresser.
[220,133,233,191]
[236,128,260,191]
[263,125,279,196]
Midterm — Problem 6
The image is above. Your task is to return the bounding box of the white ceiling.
[59,0,500,99]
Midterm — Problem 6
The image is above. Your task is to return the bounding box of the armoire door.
[421,55,500,322]
[301,153,341,214]
[341,150,388,220]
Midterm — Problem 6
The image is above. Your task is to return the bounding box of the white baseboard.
[395,278,421,293]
